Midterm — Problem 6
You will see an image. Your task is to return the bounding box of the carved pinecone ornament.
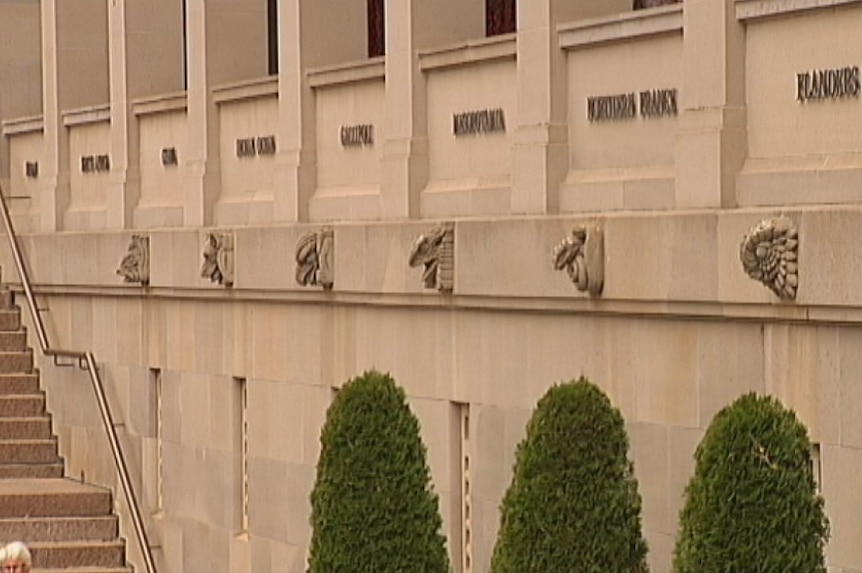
[739,216,799,300]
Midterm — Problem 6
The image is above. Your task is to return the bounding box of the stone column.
[40,0,110,232]
[183,0,218,227]
[40,0,68,232]
[675,0,747,208]
[511,1,568,215]
[106,0,137,229]
[380,0,427,220]
[274,0,316,222]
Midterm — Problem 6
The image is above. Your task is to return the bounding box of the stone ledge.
[131,92,188,117]
[736,0,862,21]
[308,58,385,89]
[1,116,44,137]
[62,105,110,128]
[419,34,516,72]
[558,4,682,50]
[212,76,278,105]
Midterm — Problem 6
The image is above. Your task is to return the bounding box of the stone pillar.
[183,0,218,227]
[380,0,427,220]
[40,0,109,232]
[40,0,68,232]
[274,0,316,222]
[106,0,136,229]
[675,0,747,208]
[511,1,568,215]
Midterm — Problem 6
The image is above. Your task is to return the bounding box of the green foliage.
[491,378,648,573]
[307,370,449,573]
[674,393,829,573]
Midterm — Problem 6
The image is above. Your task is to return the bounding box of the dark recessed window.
[486,0,516,37]
[268,0,279,74]
[182,0,188,90]
[368,0,385,57]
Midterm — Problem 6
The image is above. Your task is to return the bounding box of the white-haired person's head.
[1,541,31,572]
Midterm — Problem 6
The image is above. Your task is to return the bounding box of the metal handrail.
[0,185,157,573]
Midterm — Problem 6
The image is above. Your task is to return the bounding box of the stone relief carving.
[553,224,605,296]
[296,228,334,289]
[200,232,234,287]
[116,234,150,286]
[740,216,798,300]
[409,223,454,293]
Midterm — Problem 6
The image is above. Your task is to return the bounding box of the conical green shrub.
[491,378,648,573]
[307,370,449,573]
[674,393,829,573]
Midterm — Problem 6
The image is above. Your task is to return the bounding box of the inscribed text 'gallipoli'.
[587,89,678,122]
[797,66,860,102]
[453,109,506,136]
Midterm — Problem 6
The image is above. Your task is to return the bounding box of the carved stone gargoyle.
[739,216,798,300]
[553,223,605,296]
[116,234,149,286]
[295,228,334,289]
[409,223,454,293]
[201,232,234,287]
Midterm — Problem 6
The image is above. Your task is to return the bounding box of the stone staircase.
[0,288,131,573]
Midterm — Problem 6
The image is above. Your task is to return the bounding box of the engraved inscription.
[95,154,110,172]
[797,66,860,102]
[161,147,178,166]
[256,135,276,155]
[81,156,95,173]
[639,89,678,118]
[81,155,110,173]
[453,109,506,136]
[587,93,637,122]
[24,162,38,178]
[340,125,374,146]
[236,138,256,158]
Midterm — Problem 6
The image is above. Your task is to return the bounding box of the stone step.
[0,350,33,374]
[0,330,27,351]
[0,289,13,311]
[0,417,53,439]
[28,540,126,569]
[0,462,64,479]
[0,374,41,395]
[0,478,113,518]
[0,439,58,464]
[0,515,118,542]
[0,309,20,331]
[0,394,45,417]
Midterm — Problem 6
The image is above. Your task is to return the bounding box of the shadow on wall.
[633,0,681,9]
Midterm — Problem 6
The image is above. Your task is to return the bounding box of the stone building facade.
[1,0,862,572]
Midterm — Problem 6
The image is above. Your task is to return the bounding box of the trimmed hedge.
[491,378,649,573]
[307,370,449,573]
[674,393,829,573]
